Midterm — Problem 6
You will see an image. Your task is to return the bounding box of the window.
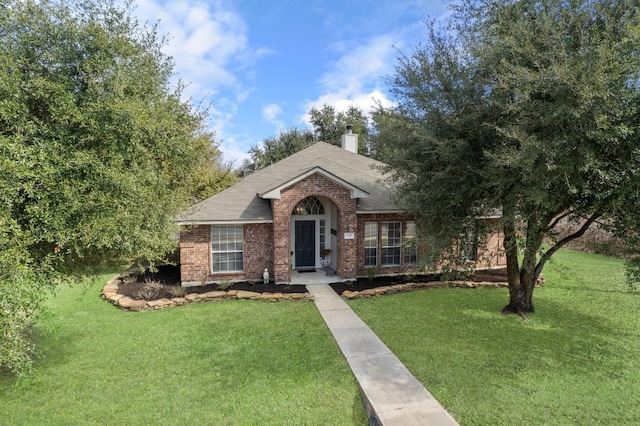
[292,196,325,215]
[381,222,401,266]
[459,224,477,262]
[404,221,417,264]
[364,222,378,267]
[319,219,326,252]
[211,225,244,272]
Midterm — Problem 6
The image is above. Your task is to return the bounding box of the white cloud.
[301,35,398,125]
[262,103,282,122]
[319,35,396,95]
[134,0,253,98]
[262,103,285,130]
[220,138,251,167]
[131,0,269,164]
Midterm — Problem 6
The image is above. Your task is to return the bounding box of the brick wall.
[356,213,419,276]
[272,173,358,283]
[179,223,274,285]
[355,215,506,277]
[179,192,506,286]
[179,225,211,284]
[476,218,506,268]
[244,223,274,281]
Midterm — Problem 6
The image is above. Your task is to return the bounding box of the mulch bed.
[117,264,508,301]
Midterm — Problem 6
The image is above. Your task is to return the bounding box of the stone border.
[101,269,314,312]
[341,280,509,299]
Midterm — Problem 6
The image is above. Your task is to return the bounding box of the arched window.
[292,196,325,215]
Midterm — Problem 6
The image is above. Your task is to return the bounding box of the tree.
[249,127,315,169]
[308,104,371,154]
[376,0,640,316]
[250,104,374,168]
[0,0,224,375]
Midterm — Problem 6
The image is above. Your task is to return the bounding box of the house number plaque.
[344,232,355,239]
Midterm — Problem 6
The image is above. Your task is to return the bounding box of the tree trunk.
[501,212,539,317]
[502,270,536,316]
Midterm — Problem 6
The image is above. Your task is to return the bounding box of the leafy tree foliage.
[249,104,375,168]
[308,104,371,154]
[377,0,640,315]
[249,127,316,169]
[0,0,226,375]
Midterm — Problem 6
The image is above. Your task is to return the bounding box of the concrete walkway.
[305,284,459,426]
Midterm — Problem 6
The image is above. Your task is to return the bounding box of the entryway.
[295,220,315,268]
[290,269,342,285]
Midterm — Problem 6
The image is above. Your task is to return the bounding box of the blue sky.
[133,0,452,165]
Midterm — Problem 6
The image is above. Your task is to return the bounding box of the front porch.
[290,269,347,285]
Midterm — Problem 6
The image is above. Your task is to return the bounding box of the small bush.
[135,279,164,300]
[121,274,137,284]
[167,285,186,297]
[366,267,377,282]
[218,279,233,291]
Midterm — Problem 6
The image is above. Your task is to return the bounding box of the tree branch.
[535,211,601,277]
[546,208,573,232]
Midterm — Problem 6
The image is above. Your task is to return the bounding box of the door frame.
[294,220,316,268]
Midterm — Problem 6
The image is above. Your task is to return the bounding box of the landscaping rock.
[343,290,358,299]
[110,294,124,303]
[184,293,198,302]
[147,298,174,309]
[103,283,119,292]
[236,290,260,299]
[172,297,187,305]
[197,290,227,300]
[118,297,147,311]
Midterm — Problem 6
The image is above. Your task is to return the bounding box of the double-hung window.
[364,222,378,267]
[381,222,401,266]
[211,225,244,272]
[459,224,477,262]
[404,221,417,264]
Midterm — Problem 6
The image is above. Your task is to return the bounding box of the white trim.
[259,166,369,200]
[178,219,273,225]
[356,210,403,215]
[211,225,244,273]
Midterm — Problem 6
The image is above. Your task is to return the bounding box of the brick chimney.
[341,124,358,154]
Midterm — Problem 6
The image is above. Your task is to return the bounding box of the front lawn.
[0,273,367,425]
[348,249,640,425]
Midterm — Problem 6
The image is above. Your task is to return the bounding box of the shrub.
[135,280,164,300]
[167,285,186,298]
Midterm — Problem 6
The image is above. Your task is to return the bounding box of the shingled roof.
[177,141,400,224]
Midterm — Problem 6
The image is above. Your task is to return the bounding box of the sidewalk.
[305,284,459,426]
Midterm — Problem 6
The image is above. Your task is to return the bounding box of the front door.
[295,220,315,268]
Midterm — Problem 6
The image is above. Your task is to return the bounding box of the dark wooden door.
[295,221,315,268]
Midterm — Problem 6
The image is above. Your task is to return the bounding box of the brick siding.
[179,223,274,284]
[272,173,358,283]
[179,183,506,286]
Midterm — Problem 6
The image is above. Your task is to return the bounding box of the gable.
[259,166,369,200]
[177,142,401,224]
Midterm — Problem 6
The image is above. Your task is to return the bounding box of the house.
[177,130,506,285]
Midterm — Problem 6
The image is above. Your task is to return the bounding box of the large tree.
[249,104,374,168]
[308,104,371,154]
[0,0,226,375]
[377,0,640,315]
[249,127,315,169]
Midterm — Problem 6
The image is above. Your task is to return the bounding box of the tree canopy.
[249,104,374,168]
[376,0,640,315]
[0,0,228,375]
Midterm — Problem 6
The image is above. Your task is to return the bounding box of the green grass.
[348,249,640,425]
[0,273,367,425]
